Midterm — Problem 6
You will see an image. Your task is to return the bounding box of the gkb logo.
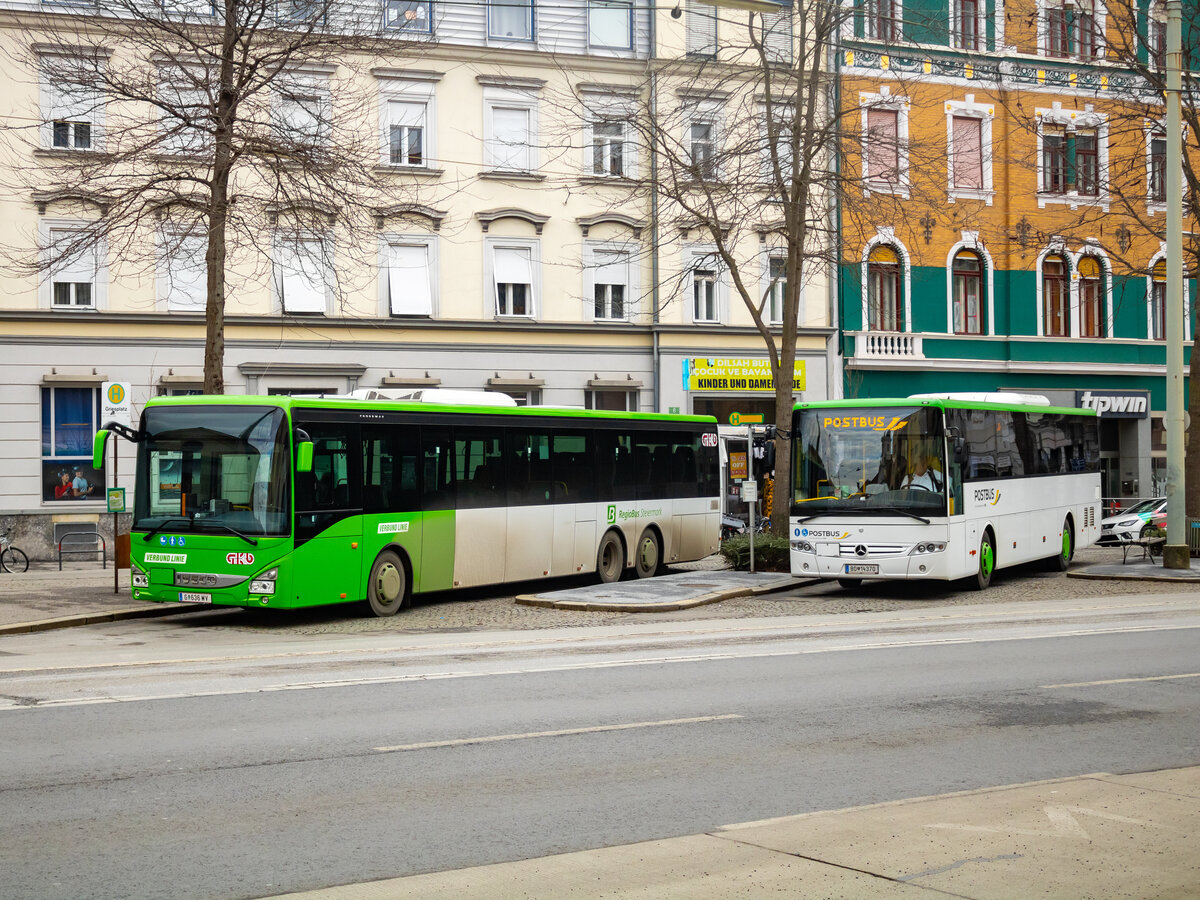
[607,505,617,525]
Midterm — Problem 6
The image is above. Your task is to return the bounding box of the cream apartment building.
[0,0,832,551]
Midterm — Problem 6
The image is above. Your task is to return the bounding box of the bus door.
[293,421,363,605]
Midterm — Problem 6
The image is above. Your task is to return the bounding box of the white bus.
[789,394,1102,589]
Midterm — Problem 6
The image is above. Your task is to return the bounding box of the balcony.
[854,331,924,359]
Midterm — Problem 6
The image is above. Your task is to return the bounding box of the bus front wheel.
[634,529,662,579]
[596,531,625,584]
[971,532,995,591]
[367,550,409,617]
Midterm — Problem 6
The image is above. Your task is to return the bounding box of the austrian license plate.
[178,592,212,604]
[844,564,879,575]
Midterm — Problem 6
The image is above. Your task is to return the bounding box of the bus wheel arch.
[596,529,626,584]
[366,547,411,617]
[633,525,665,579]
[970,527,996,591]
[1050,514,1075,571]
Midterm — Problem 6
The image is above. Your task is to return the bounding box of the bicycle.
[1,528,29,573]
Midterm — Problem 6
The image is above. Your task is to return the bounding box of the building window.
[950,115,984,190]
[386,241,433,316]
[951,249,984,335]
[686,0,717,57]
[1075,128,1098,195]
[766,256,786,324]
[867,244,903,331]
[1042,254,1070,337]
[1041,124,1067,194]
[43,75,100,151]
[158,74,210,155]
[864,108,899,184]
[586,390,637,411]
[758,8,793,64]
[489,0,532,40]
[384,0,431,32]
[591,121,625,176]
[48,229,97,308]
[1148,16,1166,68]
[1076,8,1100,59]
[1150,260,1166,340]
[386,100,426,166]
[41,386,103,503]
[689,121,716,179]
[161,232,207,311]
[1046,4,1068,56]
[866,0,897,41]
[1149,133,1167,202]
[953,0,979,49]
[588,0,631,48]
[276,90,329,147]
[275,238,327,314]
[1078,255,1105,338]
[693,267,718,322]
[592,249,629,320]
[487,103,534,171]
[493,245,534,317]
[52,119,90,149]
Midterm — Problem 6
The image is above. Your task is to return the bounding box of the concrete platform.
[515,570,802,612]
[270,766,1200,899]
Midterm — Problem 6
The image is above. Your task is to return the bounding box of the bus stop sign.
[102,382,133,428]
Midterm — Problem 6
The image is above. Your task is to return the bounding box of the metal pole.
[1163,0,1189,569]
[113,437,119,594]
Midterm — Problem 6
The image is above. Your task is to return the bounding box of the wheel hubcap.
[981,543,994,577]
[376,564,402,605]
[1062,530,1071,558]
[640,539,657,570]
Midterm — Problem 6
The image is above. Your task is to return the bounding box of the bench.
[58,531,107,570]
[1119,536,1166,564]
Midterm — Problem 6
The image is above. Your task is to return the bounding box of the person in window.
[904,455,942,492]
[54,471,73,500]
[71,468,94,498]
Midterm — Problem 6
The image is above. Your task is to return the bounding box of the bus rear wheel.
[971,531,995,591]
[1049,516,1074,571]
[367,550,409,617]
[634,530,662,579]
[596,531,625,584]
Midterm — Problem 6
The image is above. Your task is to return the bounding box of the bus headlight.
[250,567,278,595]
[131,564,149,588]
[790,540,815,552]
[909,542,947,555]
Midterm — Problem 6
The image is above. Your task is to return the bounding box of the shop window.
[951,249,984,335]
[1042,254,1070,337]
[1078,255,1105,337]
[41,386,103,503]
[867,244,903,331]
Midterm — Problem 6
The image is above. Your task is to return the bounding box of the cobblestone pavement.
[220,546,1198,637]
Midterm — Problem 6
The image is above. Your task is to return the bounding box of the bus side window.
[363,425,420,514]
[421,426,453,511]
[295,424,360,513]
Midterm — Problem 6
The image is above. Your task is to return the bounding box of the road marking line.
[372,714,742,753]
[1041,672,1200,689]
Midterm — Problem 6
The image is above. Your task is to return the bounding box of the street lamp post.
[1163,0,1189,569]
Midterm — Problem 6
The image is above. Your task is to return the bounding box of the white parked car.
[1097,498,1167,545]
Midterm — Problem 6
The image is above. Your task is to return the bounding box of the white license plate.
[844,564,879,575]
[178,592,212,604]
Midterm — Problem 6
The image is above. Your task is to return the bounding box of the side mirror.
[296,441,314,473]
[93,430,109,471]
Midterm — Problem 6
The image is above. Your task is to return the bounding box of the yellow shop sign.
[684,358,806,392]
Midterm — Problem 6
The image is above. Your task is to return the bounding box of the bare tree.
[7,0,432,393]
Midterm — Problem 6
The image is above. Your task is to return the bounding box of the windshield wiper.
[141,517,192,543]
[872,506,931,524]
[195,521,259,546]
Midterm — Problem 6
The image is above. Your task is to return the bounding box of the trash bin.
[116,532,131,570]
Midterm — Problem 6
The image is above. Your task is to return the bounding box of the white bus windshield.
[134,406,292,536]
[792,407,946,516]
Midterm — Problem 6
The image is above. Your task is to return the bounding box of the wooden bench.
[1120,536,1166,564]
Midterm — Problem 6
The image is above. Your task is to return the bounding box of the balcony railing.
[854,331,924,359]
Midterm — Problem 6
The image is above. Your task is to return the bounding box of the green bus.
[95,392,720,616]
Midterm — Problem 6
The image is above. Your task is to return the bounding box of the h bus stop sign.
[102,382,133,428]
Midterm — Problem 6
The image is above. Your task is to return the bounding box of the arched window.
[1150,259,1167,340]
[1042,254,1070,336]
[952,249,984,334]
[867,244,903,331]
[1078,255,1105,337]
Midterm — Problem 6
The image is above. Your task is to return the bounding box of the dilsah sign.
[684,358,806,392]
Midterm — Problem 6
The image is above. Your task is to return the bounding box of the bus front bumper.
[790,546,949,580]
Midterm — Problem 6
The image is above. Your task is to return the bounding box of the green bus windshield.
[792,406,946,516]
[134,405,292,536]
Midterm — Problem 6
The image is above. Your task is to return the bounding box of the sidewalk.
[270,766,1200,899]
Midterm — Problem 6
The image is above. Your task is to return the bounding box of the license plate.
[178,592,212,604]
[844,564,879,575]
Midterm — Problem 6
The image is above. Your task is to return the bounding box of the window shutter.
[687,1,717,56]
[952,116,983,189]
[388,244,433,316]
[279,241,326,313]
[491,106,530,169]
[166,234,207,311]
[494,246,533,286]
[866,109,898,180]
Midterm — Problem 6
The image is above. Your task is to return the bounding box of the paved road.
[2,592,1198,899]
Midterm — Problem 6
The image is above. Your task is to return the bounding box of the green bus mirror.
[93,430,109,470]
[296,441,314,473]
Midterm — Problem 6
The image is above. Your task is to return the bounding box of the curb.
[514,575,803,613]
[0,604,198,636]
[1067,569,1200,584]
